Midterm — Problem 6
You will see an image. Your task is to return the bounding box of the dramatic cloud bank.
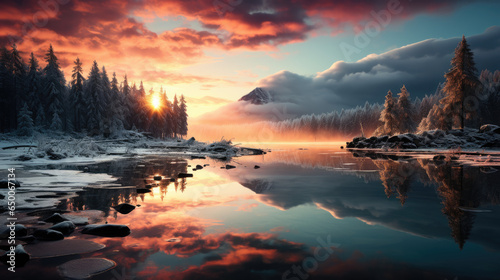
[0,0,476,84]
[198,26,500,124]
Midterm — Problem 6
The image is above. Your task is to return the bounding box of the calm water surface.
[4,144,500,280]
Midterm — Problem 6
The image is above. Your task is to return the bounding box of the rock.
[145,184,153,189]
[136,188,151,194]
[356,142,367,148]
[388,136,399,143]
[0,194,3,199]
[33,229,64,241]
[178,173,193,178]
[340,146,344,149]
[153,175,162,180]
[25,239,105,258]
[185,137,196,145]
[401,143,417,149]
[18,235,36,243]
[1,245,30,267]
[0,179,21,189]
[112,203,136,214]
[399,135,413,143]
[352,137,366,143]
[46,148,66,160]
[49,221,75,236]
[82,224,130,237]
[196,165,203,169]
[0,224,28,239]
[191,155,206,159]
[254,165,261,169]
[15,154,33,161]
[225,165,236,169]
[378,135,389,142]
[204,164,210,167]
[45,213,69,224]
[479,124,500,133]
[170,178,176,182]
[482,140,500,148]
[58,258,116,279]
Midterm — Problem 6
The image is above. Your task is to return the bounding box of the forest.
[0,45,188,138]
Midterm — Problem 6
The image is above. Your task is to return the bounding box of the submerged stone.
[45,213,69,224]
[34,229,64,241]
[1,245,30,267]
[82,224,131,237]
[49,221,75,236]
[58,258,116,280]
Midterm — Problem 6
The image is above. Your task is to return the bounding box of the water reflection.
[5,148,500,279]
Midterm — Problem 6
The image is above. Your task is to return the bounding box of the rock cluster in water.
[346,125,500,150]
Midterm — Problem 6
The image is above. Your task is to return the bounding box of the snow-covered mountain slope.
[238,87,271,105]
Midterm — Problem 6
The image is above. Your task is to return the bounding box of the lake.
[2,144,500,280]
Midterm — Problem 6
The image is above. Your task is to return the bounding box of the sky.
[1,0,499,118]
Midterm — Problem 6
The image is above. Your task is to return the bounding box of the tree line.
[1,44,188,138]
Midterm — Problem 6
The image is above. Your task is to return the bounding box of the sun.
[151,94,161,110]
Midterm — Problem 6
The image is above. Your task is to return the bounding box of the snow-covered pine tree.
[18,102,34,136]
[50,110,63,131]
[172,94,180,137]
[179,95,188,137]
[377,90,398,135]
[11,44,27,127]
[441,36,481,129]
[109,72,125,135]
[71,58,86,131]
[27,52,43,122]
[43,45,66,128]
[101,66,113,136]
[84,61,105,135]
[396,85,416,133]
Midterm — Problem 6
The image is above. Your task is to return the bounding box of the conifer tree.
[378,91,398,135]
[179,95,188,137]
[441,36,480,129]
[396,85,416,133]
[71,58,85,131]
[84,61,104,134]
[43,45,66,128]
[18,102,34,136]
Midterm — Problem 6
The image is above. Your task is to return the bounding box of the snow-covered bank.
[0,131,265,169]
[346,125,500,150]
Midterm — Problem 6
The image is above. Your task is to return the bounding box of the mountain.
[238,87,271,105]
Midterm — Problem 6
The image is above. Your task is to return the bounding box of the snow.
[238,87,272,105]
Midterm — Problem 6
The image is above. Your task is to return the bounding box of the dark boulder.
[254,165,261,169]
[136,188,151,194]
[49,221,75,236]
[44,213,68,224]
[82,224,131,237]
[34,229,64,241]
[225,165,236,169]
[1,245,30,267]
[196,165,203,170]
[352,137,366,143]
[0,224,28,239]
[153,175,162,180]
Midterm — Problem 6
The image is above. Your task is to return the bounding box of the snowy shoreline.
[0,131,265,170]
